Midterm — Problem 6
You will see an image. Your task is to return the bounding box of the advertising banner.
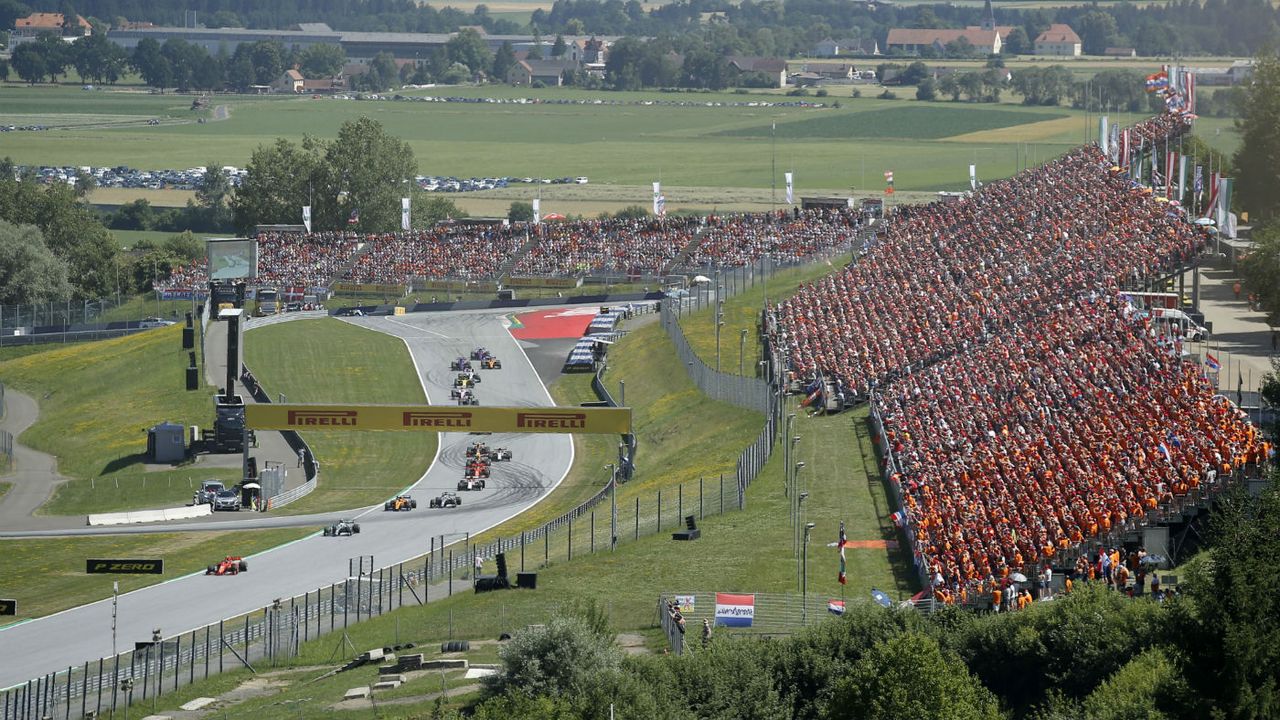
[714,593,755,627]
[246,404,633,434]
[206,238,258,280]
[86,559,165,575]
[675,595,696,614]
[332,282,406,296]
[505,277,580,289]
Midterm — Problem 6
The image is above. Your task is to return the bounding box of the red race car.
[206,556,248,575]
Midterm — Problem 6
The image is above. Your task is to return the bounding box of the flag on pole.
[1119,129,1130,170]
[969,164,977,191]
[656,194,666,217]
[532,197,541,224]
[838,521,847,585]
[1203,173,1221,219]
[1178,154,1187,202]
[652,182,661,215]
[1185,72,1196,114]
[1165,152,1176,199]
[884,171,894,195]
[827,600,846,616]
[347,207,359,226]
[301,205,312,233]
[1205,353,1221,371]
[401,197,411,231]
[1099,116,1109,155]
[784,172,794,205]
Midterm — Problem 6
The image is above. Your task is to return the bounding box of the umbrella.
[241,482,261,490]
[692,275,712,283]
[1140,554,1168,566]
[1009,572,1028,583]
[542,212,566,221]
[1155,197,1169,203]
[1194,218,1215,226]
[870,589,892,608]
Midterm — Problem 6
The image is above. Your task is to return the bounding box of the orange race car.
[384,495,418,511]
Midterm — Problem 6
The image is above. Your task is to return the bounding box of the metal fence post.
[545,530,549,564]
[219,620,225,674]
[448,550,453,596]
[657,489,662,531]
[678,484,683,522]
[521,531,526,572]
[244,614,250,661]
[635,497,639,539]
[568,516,573,561]
[344,579,350,628]
[591,511,595,554]
[700,477,704,519]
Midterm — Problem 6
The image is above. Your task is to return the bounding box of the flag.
[784,172,794,205]
[1145,71,1169,92]
[347,208,359,226]
[401,197,411,231]
[969,164,976,191]
[301,205,311,233]
[1120,129,1130,170]
[1166,430,1182,448]
[1157,442,1172,463]
[652,181,661,215]
[532,197,540,224]
[1099,116,1108,154]
[838,521,847,586]
[884,170,894,195]
[1178,154,1187,201]
[714,593,755,627]
[655,194,666,217]
[891,509,906,527]
[1217,177,1234,230]
[1203,172,1221,218]
[1205,353,1221,371]
[1185,72,1196,114]
[827,600,846,616]
[1165,153,1176,199]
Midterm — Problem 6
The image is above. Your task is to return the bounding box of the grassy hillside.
[243,318,437,513]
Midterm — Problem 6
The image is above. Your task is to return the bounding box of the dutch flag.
[1205,353,1221,371]
[714,593,755,627]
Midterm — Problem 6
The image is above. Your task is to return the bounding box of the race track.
[0,310,573,689]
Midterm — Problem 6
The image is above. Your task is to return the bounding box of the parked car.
[212,490,242,511]
[194,480,225,505]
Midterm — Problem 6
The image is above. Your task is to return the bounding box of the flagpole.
[771,121,777,211]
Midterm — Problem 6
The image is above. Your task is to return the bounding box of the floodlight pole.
[802,523,815,625]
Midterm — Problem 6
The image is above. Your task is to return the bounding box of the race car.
[457,477,486,491]
[384,495,418,511]
[489,447,513,461]
[429,491,463,508]
[465,459,491,479]
[323,519,361,536]
[479,357,502,370]
[206,556,247,575]
[466,442,490,458]
[453,372,479,388]
[470,347,495,361]
[456,389,479,406]
[450,357,473,372]
[467,442,512,462]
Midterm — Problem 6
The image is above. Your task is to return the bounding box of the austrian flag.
[714,593,755,627]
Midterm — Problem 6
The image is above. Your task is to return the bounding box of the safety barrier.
[86,504,213,527]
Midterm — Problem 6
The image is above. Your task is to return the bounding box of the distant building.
[271,69,304,93]
[508,58,577,86]
[813,37,880,57]
[885,28,1003,56]
[728,56,789,87]
[1104,47,1137,57]
[13,12,91,37]
[1034,24,1081,56]
[1193,60,1256,86]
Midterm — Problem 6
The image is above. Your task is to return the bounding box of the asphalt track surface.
[0,309,574,690]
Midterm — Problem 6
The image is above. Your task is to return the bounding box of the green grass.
[720,105,1070,140]
[0,527,315,624]
[0,84,1174,193]
[243,318,437,513]
[0,342,90,362]
[111,228,218,251]
[0,324,241,515]
[0,482,9,500]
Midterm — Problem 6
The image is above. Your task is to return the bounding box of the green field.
[722,105,1071,140]
[0,84,1229,193]
[0,528,315,624]
[243,318,438,513]
[0,325,241,515]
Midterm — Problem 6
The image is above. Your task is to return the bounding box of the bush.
[851,88,862,98]
[877,89,897,100]
[815,88,828,97]
[787,87,809,96]
[485,607,620,699]
[507,201,535,222]
[916,78,938,101]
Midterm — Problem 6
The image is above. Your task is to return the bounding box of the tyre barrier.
[440,640,471,653]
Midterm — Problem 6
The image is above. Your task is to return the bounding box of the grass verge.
[243,318,437,513]
[0,527,316,624]
[0,324,239,515]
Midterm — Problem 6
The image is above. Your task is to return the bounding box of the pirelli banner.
[245,404,632,434]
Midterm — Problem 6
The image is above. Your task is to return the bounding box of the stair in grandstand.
[496,231,541,283]
[665,224,707,272]
[330,241,373,284]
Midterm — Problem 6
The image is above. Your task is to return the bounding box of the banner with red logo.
[245,404,632,434]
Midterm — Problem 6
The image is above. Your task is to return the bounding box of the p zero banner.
[245,404,633,434]
[0,599,15,616]
[331,282,406,296]
[86,559,165,575]
[714,593,755,627]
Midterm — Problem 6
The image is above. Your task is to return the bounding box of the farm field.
[0,83,1237,196]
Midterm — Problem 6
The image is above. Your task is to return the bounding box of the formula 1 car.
[489,447,513,461]
[465,459,491,479]
[457,477,486,491]
[479,357,502,370]
[453,372,479,387]
[384,495,418,511]
[206,556,247,575]
[450,357,473,372]
[466,442,489,459]
[430,491,463,508]
[470,347,495,361]
[323,519,361,536]
[456,389,479,406]
[466,442,512,462]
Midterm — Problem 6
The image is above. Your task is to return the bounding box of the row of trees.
[450,472,1280,720]
[1235,51,1280,328]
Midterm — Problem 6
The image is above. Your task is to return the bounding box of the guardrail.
[0,381,9,472]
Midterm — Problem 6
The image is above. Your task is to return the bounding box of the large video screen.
[206,238,258,280]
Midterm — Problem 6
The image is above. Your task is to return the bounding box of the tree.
[1003,26,1031,55]
[131,37,172,89]
[1232,49,1280,225]
[826,633,1001,720]
[551,34,567,57]
[527,30,543,60]
[484,612,621,699]
[72,33,127,84]
[315,117,417,233]
[413,194,467,228]
[916,77,937,101]
[447,28,492,75]
[299,43,346,78]
[1079,649,1192,720]
[1239,225,1280,327]
[249,40,285,85]
[364,51,399,90]
[11,42,49,84]
[195,162,232,229]
[1076,11,1119,55]
[231,137,324,233]
[900,60,930,85]
[0,220,72,306]
[73,169,95,198]
[492,41,516,82]
[508,201,534,222]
